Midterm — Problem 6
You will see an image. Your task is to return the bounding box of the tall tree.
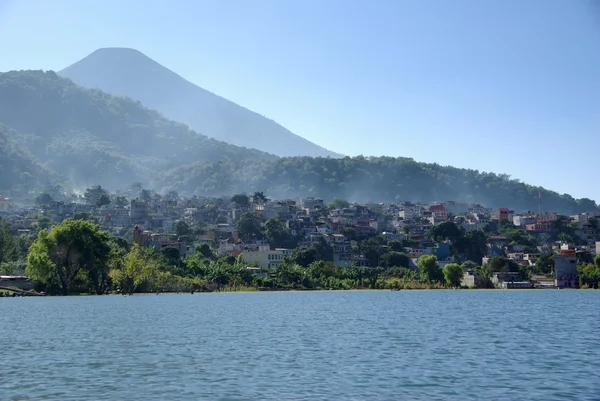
[110,244,156,294]
[291,247,318,267]
[417,255,443,282]
[0,219,18,264]
[236,212,263,242]
[443,263,463,287]
[252,191,268,205]
[428,221,462,242]
[175,221,193,238]
[26,219,112,295]
[231,194,251,210]
[460,230,488,263]
[383,251,410,268]
[96,193,111,208]
[264,218,291,248]
[327,198,350,209]
[114,196,129,208]
[35,193,54,207]
[84,185,109,205]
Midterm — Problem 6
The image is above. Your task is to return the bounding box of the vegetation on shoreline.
[18,219,498,295]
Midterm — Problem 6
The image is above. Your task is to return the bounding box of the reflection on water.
[1,290,599,400]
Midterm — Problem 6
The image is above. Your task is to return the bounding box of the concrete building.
[461,270,477,287]
[554,251,578,288]
[241,247,292,269]
[492,208,510,221]
[129,199,148,220]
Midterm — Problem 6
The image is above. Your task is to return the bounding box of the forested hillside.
[0,124,57,191]
[0,70,275,190]
[157,156,599,214]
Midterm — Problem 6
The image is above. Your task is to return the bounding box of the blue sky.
[1,0,599,201]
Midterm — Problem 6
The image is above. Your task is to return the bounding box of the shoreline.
[4,287,594,298]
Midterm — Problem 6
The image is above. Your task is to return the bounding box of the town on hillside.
[1,185,599,292]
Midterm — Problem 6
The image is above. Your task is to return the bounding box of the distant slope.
[0,124,57,191]
[59,48,343,158]
[157,156,600,215]
[0,70,275,191]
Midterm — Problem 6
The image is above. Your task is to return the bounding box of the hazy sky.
[1,0,599,201]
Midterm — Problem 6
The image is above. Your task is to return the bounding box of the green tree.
[160,247,181,267]
[327,198,350,209]
[231,194,251,209]
[291,247,318,267]
[252,191,268,205]
[309,260,340,280]
[428,221,462,242]
[360,238,383,267]
[84,185,109,205]
[236,212,263,242]
[443,263,463,287]
[72,211,94,221]
[535,253,554,274]
[196,243,215,260]
[383,251,410,268]
[341,226,357,241]
[35,193,54,207]
[461,260,479,271]
[37,215,52,230]
[110,244,156,294]
[387,240,404,252]
[486,256,508,272]
[476,263,494,288]
[0,220,18,264]
[96,193,111,208]
[264,218,291,248]
[312,237,334,262]
[459,230,488,263]
[26,219,112,295]
[175,221,193,238]
[417,255,442,282]
[578,263,600,288]
[114,196,129,208]
[205,261,231,290]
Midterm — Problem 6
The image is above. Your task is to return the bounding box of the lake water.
[1,290,599,400]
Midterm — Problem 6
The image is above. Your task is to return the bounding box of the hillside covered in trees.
[0,70,597,215]
[157,157,599,215]
[0,124,57,191]
[0,70,274,191]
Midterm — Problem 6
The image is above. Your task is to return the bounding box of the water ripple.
[1,290,599,400]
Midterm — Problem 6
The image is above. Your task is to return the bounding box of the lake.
[1,290,599,400]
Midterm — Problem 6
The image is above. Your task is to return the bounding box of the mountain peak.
[59,48,343,158]
[83,47,158,64]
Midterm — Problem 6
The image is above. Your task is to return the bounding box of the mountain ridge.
[0,70,275,192]
[0,70,597,215]
[59,47,343,158]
